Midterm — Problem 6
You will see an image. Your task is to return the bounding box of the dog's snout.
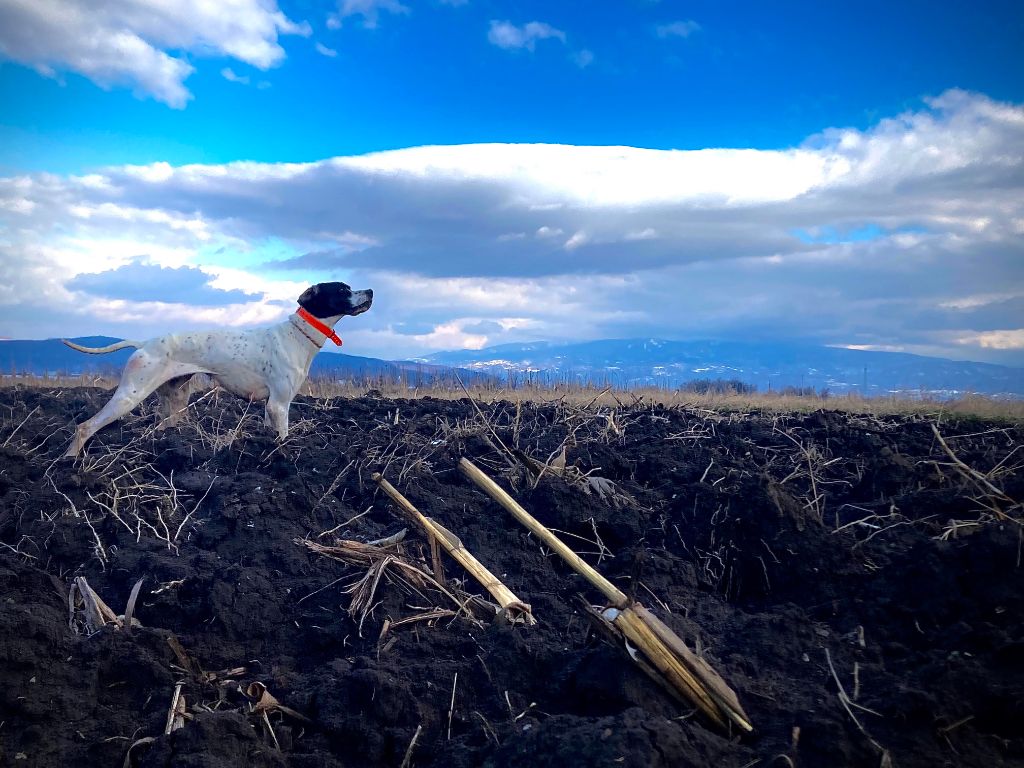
[350,288,373,315]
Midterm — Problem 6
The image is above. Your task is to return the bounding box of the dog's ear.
[298,284,332,318]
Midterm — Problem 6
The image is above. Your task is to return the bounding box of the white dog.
[63,282,373,457]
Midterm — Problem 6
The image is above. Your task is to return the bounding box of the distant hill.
[6,336,1021,397]
[422,338,1024,397]
[0,337,486,387]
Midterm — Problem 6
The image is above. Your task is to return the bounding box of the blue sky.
[3,1,1022,172]
[1,0,1023,366]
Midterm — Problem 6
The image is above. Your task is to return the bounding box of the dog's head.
[297,282,374,319]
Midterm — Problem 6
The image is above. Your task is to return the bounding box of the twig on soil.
[173,475,217,543]
[400,724,423,768]
[70,577,124,634]
[297,574,351,605]
[2,405,39,447]
[312,459,356,513]
[260,710,280,750]
[474,711,500,745]
[366,528,407,547]
[123,578,145,633]
[246,681,312,724]
[456,373,517,468]
[316,506,373,538]
[0,539,36,560]
[774,427,825,521]
[121,736,157,768]
[824,648,889,760]
[937,714,974,734]
[390,608,458,629]
[429,532,446,587]
[298,537,483,633]
[448,672,458,740]
[167,636,203,678]
[164,683,186,734]
[931,423,1020,520]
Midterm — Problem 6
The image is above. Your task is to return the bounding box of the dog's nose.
[365,289,373,302]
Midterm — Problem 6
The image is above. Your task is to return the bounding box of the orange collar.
[296,307,343,347]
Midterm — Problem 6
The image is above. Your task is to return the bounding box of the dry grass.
[2,371,1022,421]
[294,375,1024,421]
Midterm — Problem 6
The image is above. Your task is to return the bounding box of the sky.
[1,0,1023,365]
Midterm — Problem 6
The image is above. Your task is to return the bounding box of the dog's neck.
[289,310,343,350]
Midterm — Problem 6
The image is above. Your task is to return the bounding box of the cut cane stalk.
[458,457,751,733]
[373,472,535,625]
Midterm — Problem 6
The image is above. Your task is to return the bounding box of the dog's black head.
[297,282,373,319]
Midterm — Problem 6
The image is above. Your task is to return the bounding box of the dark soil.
[0,386,1021,768]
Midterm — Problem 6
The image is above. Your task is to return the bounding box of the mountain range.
[2,336,1022,398]
[422,339,1024,397]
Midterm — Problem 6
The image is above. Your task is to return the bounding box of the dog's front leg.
[265,397,291,441]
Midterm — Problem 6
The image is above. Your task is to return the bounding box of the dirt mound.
[0,386,1021,767]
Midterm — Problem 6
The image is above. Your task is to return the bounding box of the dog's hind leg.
[67,385,155,458]
[66,354,210,457]
[155,375,193,430]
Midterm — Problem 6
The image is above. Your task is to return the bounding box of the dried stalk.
[932,423,1019,518]
[297,537,479,629]
[459,457,751,734]
[400,724,423,768]
[164,683,186,734]
[2,405,39,447]
[373,472,535,625]
[824,648,889,760]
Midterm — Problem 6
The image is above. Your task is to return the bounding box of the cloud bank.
[1,90,1022,363]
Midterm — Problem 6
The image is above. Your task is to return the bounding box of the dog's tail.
[62,339,143,355]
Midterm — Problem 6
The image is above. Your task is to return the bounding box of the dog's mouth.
[350,289,373,315]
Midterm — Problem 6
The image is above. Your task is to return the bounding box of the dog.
[62,282,373,457]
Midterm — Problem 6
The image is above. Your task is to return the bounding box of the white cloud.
[1,91,1022,363]
[656,20,701,39]
[571,49,594,68]
[536,226,563,238]
[488,20,566,52]
[0,0,310,108]
[221,67,250,85]
[329,0,410,30]
[564,231,588,250]
[955,329,1024,350]
[315,42,339,58]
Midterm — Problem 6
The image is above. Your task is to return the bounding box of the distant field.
[2,371,1022,421]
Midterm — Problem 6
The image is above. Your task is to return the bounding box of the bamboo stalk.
[611,606,727,729]
[459,457,752,733]
[632,604,751,730]
[457,458,629,607]
[373,472,535,625]
[576,598,689,707]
